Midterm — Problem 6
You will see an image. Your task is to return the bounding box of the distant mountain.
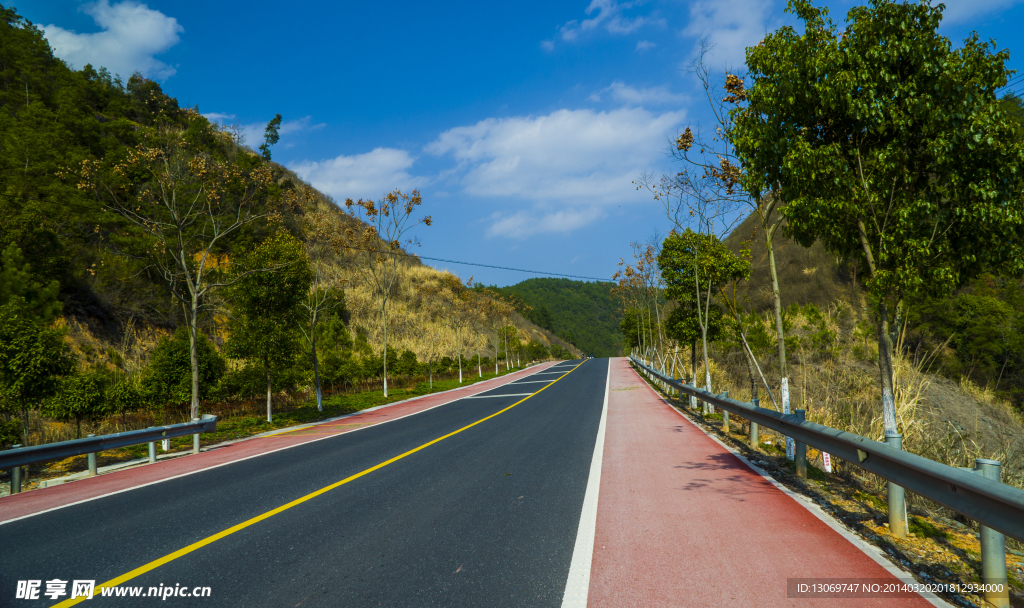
[497,278,622,357]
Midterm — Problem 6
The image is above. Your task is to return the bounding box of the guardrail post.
[794,410,807,479]
[749,401,759,448]
[148,441,156,464]
[885,432,907,538]
[87,434,97,477]
[10,444,22,494]
[721,392,729,432]
[975,459,1009,608]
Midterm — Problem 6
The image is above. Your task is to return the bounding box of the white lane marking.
[509,380,554,384]
[0,363,560,526]
[462,393,535,399]
[626,361,955,608]
[560,359,610,608]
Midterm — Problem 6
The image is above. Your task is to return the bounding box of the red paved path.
[588,357,933,607]
[0,362,557,524]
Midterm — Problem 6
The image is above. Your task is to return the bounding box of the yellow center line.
[52,360,587,607]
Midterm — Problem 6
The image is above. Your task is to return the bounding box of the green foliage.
[549,344,573,360]
[143,328,226,410]
[0,243,61,325]
[259,113,282,160]
[0,301,76,436]
[496,278,621,356]
[106,378,146,421]
[225,232,313,405]
[659,229,751,305]
[665,303,722,346]
[0,418,21,449]
[43,371,106,438]
[525,340,549,361]
[734,0,1024,305]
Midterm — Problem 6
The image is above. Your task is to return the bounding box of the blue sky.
[14,0,1024,286]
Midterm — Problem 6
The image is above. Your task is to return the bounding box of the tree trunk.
[766,228,788,380]
[312,327,323,412]
[691,340,698,409]
[855,216,898,436]
[266,366,273,423]
[20,407,29,446]
[382,302,388,398]
[188,297,201,420]
[877,301,899,435]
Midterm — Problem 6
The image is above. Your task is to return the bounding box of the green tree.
[259,113,282,161]
[106,377,146,424]
[733,0,1024,435]
[225,232,312,422]
[143,328,226,417]
[43,371,106,438]
[0,302,76,444]
[659,230,750,401]
[0,243,61,325]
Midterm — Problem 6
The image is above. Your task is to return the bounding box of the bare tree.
[342,190,431,397]
[81,117,278,419]
[291,187,346,411]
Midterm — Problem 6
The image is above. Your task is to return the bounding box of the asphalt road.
[0,359,607,608]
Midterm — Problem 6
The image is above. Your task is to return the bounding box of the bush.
[143,328,226,414]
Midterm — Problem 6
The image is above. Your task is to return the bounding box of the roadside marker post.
[10,444,22,494]
[748,401,759,447]
[86,435,97,477]
[794,410,806,479]
[975,459,1009,608]
[885,432,907,538]
[721,391,729,433]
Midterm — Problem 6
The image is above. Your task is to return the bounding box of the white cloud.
[427,107,683,237]
[485,208,605,238]
[43,0,182,80]
[929,0,1024,23]
[682,0,778,69]
[288,148,424,202]
[589,81,685,106]
[635,40,656,53]
[545,0,662,48]
[202,114,325,150]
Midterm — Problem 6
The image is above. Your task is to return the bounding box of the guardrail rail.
[630,354,1021,607]
[2,414,218,494]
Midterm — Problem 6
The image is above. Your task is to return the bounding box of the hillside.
[497,278,622,357]
[713,210,1024,476]
[0,6,577,449]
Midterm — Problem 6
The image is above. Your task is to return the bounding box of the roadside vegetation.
[0,4,578,484]
[621,1,1024,600]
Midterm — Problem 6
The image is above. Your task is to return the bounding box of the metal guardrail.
[630,356,1024,543]
[0,414,218,470]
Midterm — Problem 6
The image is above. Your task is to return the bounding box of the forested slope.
[497,278,622,357]
[0,6,575,449]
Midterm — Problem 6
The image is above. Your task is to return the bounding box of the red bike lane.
[0,362,559,525]
[586,357,939,608]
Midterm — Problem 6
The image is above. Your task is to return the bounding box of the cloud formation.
[427,107,683,237]
[588,81,685,106]
[928,0,1024,23]
[201,114,326,151]
[43,0,182,80]
[545,0,662,49]
[289,148,425,202]
[682,0,778,69]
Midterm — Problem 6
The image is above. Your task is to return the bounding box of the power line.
[408,252,612,282]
